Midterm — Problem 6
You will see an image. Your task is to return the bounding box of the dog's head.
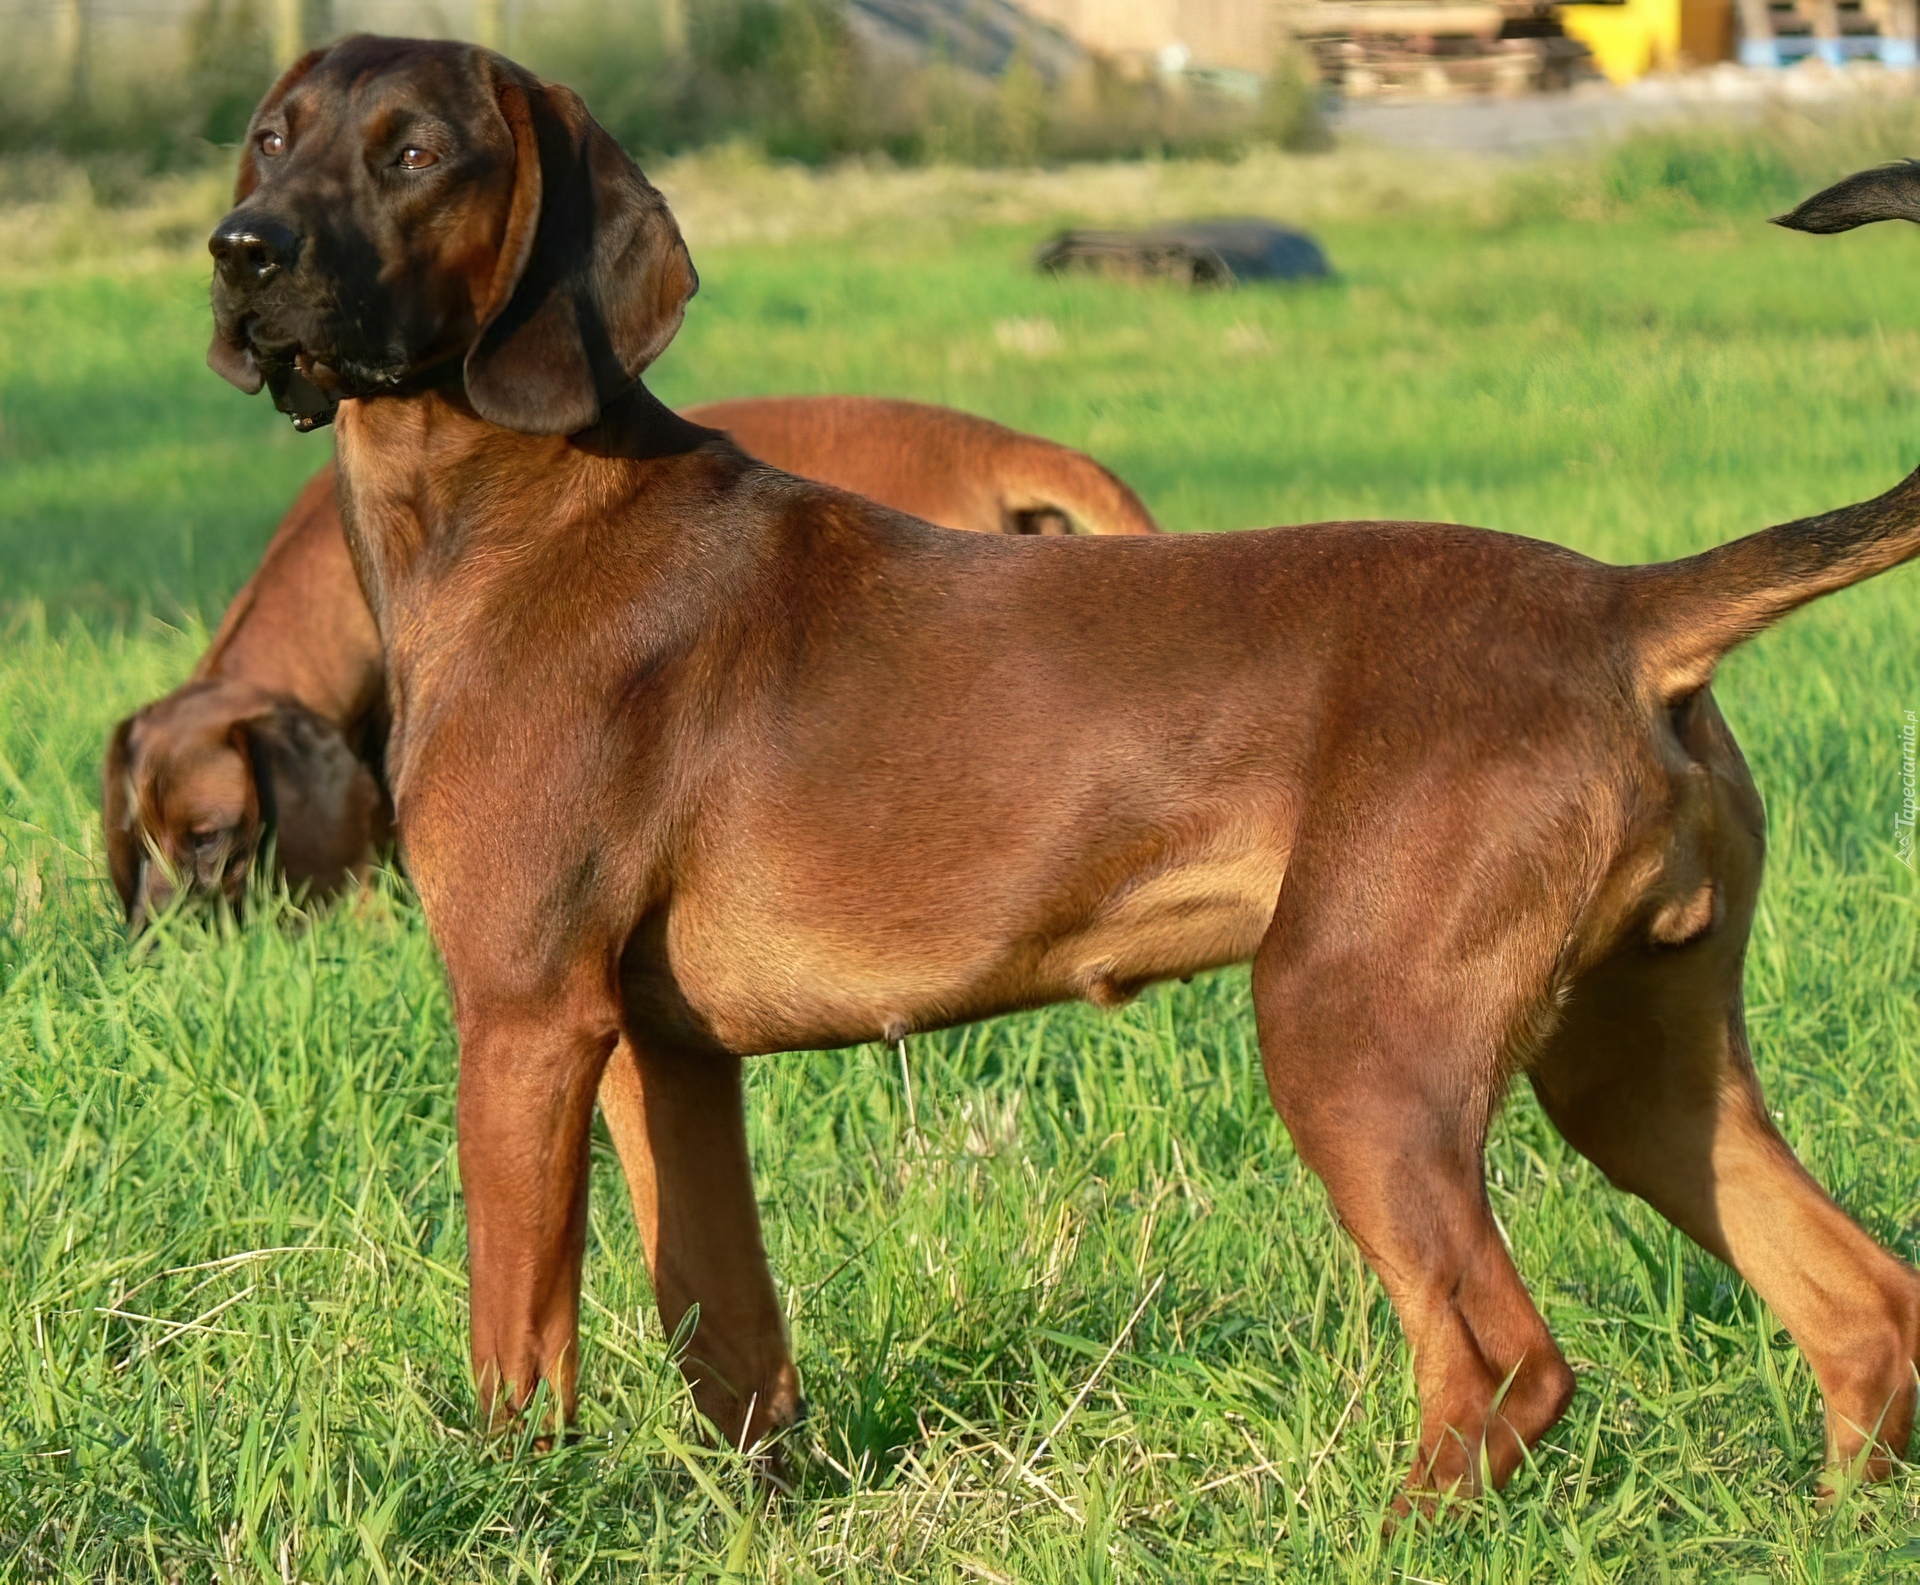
[1772,160,1920,235]
[207,35,697,435]
[104,681,387,931]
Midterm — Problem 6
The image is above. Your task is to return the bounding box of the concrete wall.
[1015,0,1279,71]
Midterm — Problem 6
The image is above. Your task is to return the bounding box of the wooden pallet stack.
[1287,0,1594,94]
[1734,0,1918,65]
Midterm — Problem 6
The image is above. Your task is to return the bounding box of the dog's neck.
[573,383,714,461]
[329,379,720,794]
[331,380,712,623]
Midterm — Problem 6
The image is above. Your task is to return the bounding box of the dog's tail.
[1626,161,1920,695]
[999,445,1162,537]
[1628,464,1920,696]
[1771,160,1920,235]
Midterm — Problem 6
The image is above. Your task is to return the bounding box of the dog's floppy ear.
[206,46,331,395]
[102,715,143,919]
[464,58,698,435]
[1772,161,1920,234]
[235,702,386,898]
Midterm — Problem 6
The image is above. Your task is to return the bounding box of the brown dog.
[104,403,1156,927]
[204,36,1920,1508]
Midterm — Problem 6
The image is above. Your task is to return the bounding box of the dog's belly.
[663,838,1288,1055]
[1027,845,1286,1002]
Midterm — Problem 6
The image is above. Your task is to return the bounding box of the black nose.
[209,215,300,286]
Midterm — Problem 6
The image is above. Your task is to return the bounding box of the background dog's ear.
[464,62,698,436]
[102,716,143,919]
[236,703,386,898]
[1772,161,1920,234]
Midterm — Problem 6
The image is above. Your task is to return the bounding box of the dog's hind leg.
[598,1034,803,1458]
[1251,865,1577,1509]
[1532,960,1920,1489]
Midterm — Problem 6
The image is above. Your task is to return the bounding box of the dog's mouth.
[130,845,255,933]
[267,352,344,433]
[217,313,411,432]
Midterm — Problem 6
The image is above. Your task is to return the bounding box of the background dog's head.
[104,681,388,931]
[206,35,697,435]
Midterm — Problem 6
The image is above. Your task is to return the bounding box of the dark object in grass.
[1772,160,1920,235]
[1034,219,1331,287]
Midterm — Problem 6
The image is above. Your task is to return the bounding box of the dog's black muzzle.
[208,206,363,431]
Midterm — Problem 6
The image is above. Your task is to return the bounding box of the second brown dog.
[103,396,1157,926]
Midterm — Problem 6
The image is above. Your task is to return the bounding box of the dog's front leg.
[598,1035,802,1458]
[456,978,620,1435]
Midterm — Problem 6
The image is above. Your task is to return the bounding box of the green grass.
[3,148,1920,1580]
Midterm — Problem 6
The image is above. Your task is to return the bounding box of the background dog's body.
[104,397,1158,926]
[197,464,389,731]
[684,395,1157,538]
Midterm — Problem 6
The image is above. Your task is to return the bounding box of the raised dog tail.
[1629,464,1920,696]
[1626,159,1920,695]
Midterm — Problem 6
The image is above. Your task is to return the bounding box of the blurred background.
[1,0,1332,166]
[5,0,1917,171]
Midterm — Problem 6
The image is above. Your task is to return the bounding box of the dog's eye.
[259,130,285,158]
[397,146,439,171]
[189,829,224,855]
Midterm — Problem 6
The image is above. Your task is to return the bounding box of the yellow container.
[1558,0,1732,80]
[1559,0,1673,80]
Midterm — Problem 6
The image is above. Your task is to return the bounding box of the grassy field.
[2,127,1920,1581]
